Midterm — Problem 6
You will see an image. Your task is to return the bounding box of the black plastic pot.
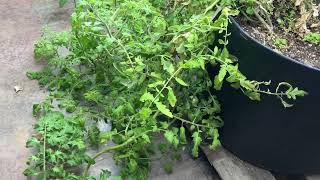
[219,18,320,174]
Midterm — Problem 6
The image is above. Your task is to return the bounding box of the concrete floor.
[0,0,68,179]
[0,0,218,179]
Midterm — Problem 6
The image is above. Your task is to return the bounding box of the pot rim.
[229,17,320,73]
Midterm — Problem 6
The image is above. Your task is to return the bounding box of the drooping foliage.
[25,0,307,179]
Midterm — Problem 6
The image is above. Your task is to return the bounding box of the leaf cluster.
[25,0,307,179]
[24,111,88,179]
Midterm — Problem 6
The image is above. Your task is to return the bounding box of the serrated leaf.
[244,90,261,101]
[150,72,162,79]
[209,129,221,150]
[128,159,138,172]
[191,132,202,157]
[218,66,227,82]
[175,77,189,86]
[142,134,151,143]
[140,92,154,102]
[160,121,169,129]
[162,59,175,75]
[214,75,223,90]
[100,131,115,144]
[164,130,174,144]
[155,101,173,118]
[286,87,308,100]
[167,87,177,107]
[139,107,152,120]
[213,46,219,56]
[220,47,230,62]
[26,137,40,148]
[183,58,204,69]
[240,79,255,90]
[29,155,40,162]
[214,66,227,90]
[53,166,63,173]
[164,130,179,148]
[148,80,165,88]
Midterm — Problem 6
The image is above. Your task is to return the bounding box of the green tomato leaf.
[164,130,174,144]
[164,129,179,148]
[139,107,152,120]
[240,79,255,90]
[140,92,154,102]
[148,80,165,88]
[218,66,227,82]
[162,59,175,75]
[26,137,40,148]
[220,48,232,63]
[142,134,151,143]
[285,87,308,100]
[191,132,202,157]
[214,75,223,90]
[243,90,261,101]
[100,131,114,144]
[175,77,189,86]
[209,128,221,150]
[155,101,173,118]
[160,121,169,129]
[167,87,177,107]
[128,159,138,173]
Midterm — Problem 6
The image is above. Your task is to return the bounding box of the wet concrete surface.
[0,0,218,179]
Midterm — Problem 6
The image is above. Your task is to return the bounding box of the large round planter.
[219,18,320,174]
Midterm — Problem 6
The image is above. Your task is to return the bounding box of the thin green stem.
[43,122,47,180]
[149,67,182,107]
[172,115,209,128]
[254,89,284,96]
[125,116,134,134]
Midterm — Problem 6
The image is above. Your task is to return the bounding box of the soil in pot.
[235,0,320,67]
